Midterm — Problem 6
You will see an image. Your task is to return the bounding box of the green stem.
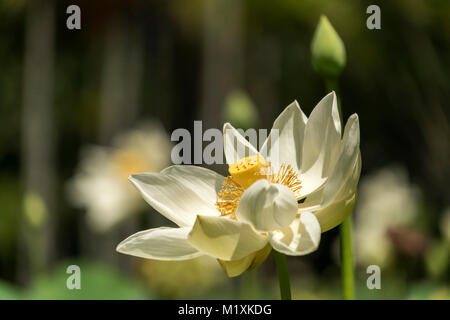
[340,216,355,299]
[324,76,338,93]
[325,76,355,300]
[273,251,291,300]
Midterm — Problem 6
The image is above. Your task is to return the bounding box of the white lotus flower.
[68,122,171,232]
[117,92,361,277]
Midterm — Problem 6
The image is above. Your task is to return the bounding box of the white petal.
[218,244,272,277]
[260,101,307,171]
[187,215,268,261]
[313,152,361,232]
[129,166,224,227]
[236,179,298,232]
[116,227,202,260]
[313,192,357,233]
[299,115,361,232]
[223,122,259,165]
[322,114,360,206]
[298,165,328,197]
[269,212,321,256]
[298,114,361,214]
[218,255,255,278]
[301,92,342,180]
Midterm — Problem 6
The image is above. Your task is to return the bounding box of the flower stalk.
[311,15,355,300]
[273,251,292,300]
[340,215,354,299]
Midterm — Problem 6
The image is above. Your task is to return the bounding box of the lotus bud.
[311,15,346,78]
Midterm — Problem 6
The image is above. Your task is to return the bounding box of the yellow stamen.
[217,156,303,219]
[268,163,303,201]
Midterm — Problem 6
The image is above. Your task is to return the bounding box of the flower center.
[228,154,270,189]
[217,155,302,219]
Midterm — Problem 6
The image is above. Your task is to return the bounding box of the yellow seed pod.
[228,155,269,189]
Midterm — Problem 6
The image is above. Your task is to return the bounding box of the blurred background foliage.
[0,0,449,299]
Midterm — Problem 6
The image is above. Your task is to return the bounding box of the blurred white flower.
[68,122,171,232]
[355,165,421,267]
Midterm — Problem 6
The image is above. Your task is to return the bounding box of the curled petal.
[269,212,321,256]
[236,179,298,232]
